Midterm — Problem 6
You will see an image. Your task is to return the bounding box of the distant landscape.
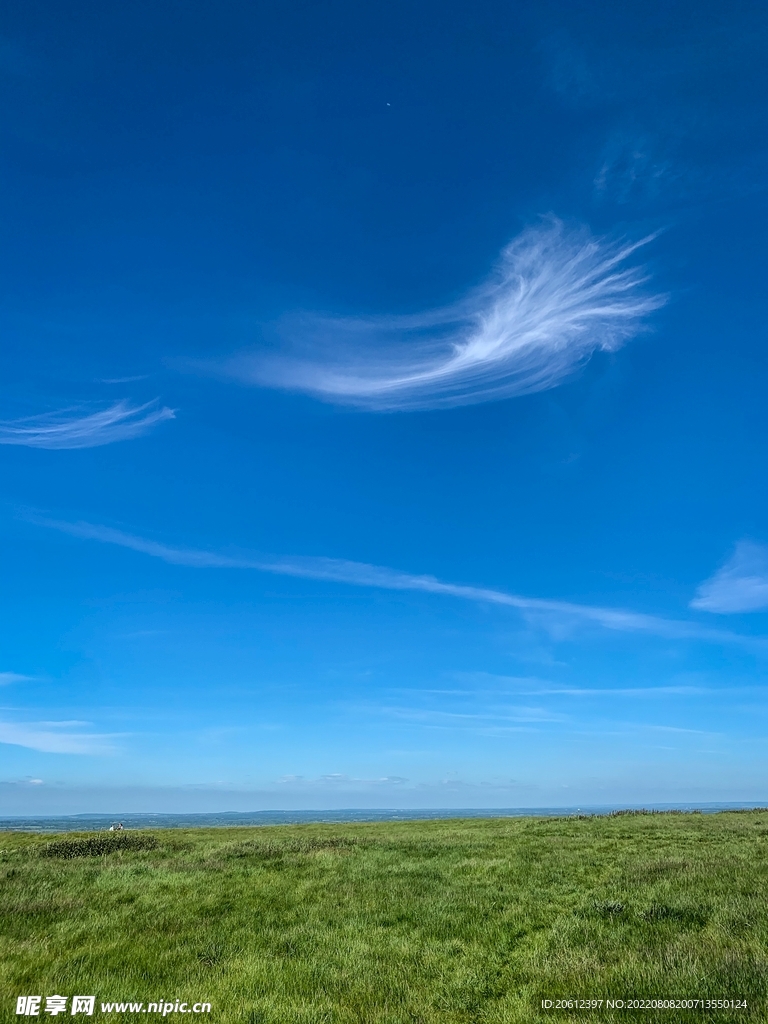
[0,804,766,833]
[2,811,767,1023]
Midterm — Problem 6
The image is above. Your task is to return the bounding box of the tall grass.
[1,811,767,1022]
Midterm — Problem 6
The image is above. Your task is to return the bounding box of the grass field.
[2,811,768,1023]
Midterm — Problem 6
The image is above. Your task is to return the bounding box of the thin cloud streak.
[0,719,114,754]
[0,673,33,686]
[0,400,174,449]
[377,705,562,726]
[691,541,768,613]
[30,516,761,649]
[423,681,715,698]
[100,375,150,384]
[229,219,666,410]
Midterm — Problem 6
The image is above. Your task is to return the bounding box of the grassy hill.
[1,811,767,1023]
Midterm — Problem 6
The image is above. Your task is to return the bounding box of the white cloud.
[376,705,561,728]
[99,375,150,384]
[0,720,114,754]
[226,219,665,410]
[276,774,409,788]
[0,400,174,449]
[34,517,249,567]
[0,672,32,686]
[594,132,673,204]
[30,515,761,649]
[691,541,768,613]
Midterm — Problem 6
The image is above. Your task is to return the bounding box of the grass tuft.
[40,832,159,858]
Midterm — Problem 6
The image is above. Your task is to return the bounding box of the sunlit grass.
[1,811,767,1022]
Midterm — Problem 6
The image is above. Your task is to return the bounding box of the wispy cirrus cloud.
[594,132,675,205]
[0,400,174,450]
[99,375,150,384]
[225,219,665,410]
[0,672,33,686]
[691,541,768,613]
[429,674,718,698]
[276,773,409,788]
[0,719,114,754]
[376,705,561,729]
[29,515,760,649]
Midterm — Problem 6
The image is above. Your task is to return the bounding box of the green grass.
[2,811,768,1023]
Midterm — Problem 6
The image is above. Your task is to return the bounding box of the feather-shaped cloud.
[229,219,665,410]
[0,400,174,449]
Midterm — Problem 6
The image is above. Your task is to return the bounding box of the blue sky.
[2,0,768,813]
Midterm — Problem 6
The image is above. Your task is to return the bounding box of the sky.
[1,0,768,814]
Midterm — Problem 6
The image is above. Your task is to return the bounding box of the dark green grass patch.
[40,833,159,859]
[1,812,768,1023]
